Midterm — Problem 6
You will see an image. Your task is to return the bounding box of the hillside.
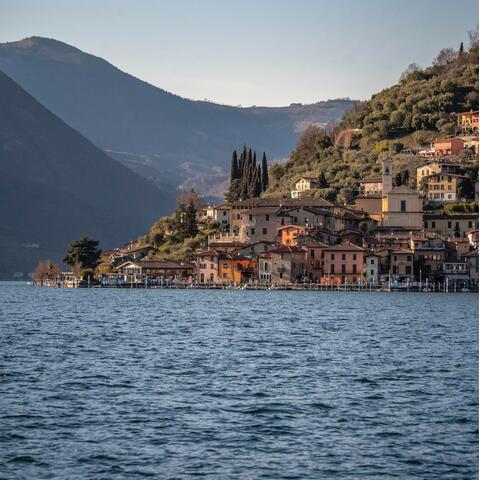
[340,44,478,140]
[0,70,175,277]
[0,37,355,198]
[266,40,479,202]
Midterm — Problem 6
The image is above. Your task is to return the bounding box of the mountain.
[0,37,355,197]
[0,69,175,277]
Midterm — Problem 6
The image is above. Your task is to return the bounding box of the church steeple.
[382,158,393,195]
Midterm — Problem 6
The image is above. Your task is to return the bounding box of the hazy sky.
[0,0,477,106]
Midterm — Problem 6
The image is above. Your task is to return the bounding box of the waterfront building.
[321,242,365,284]
[364,253,380,285]
[269,245,306,284]
[463,250,479,281]
[116,260,194,283]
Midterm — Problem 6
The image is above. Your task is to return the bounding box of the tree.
[230,150,239,182]
[318,171,328,188]
[468,26,479,50]
[35,259,60,285]
[399,63,421,82]
[261,152,269,191]
[459,41,464,55]
[63,236,101,271]
[184,199,199,238]
[433,48,457,66]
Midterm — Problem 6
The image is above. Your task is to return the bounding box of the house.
[119,243,155,261]
[233,241,279,257]
[412,246,446,281]
[424,214,478,238]
[360,176,383,196]
[381,185,423,230]
[431,138,465,156]
[364,253,380,285]
[116,260,194,283]
[257,252,272,283]
[291,176,319,198]
[207,241,246,252]
[456,110,479,133]
[300,238,329,283]
[269,246,306,284]
[279,225,311,246]
[209,203,231,225]
[463,250,479,281]
[389,249,414,282]
[443,262,470,283]
[196,249,223,283]
[416,160,462,190]
[218,255,256,284]
[423,173,468,202]
[239,207,291,243]
[321,242,365,284]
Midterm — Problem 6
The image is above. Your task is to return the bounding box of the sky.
[0,0,477,107]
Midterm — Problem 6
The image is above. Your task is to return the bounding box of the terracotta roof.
[208,242,246,248]
[242,206,283,215]
[230,197,335,209]
[323,242,365,252]
[269,245,304,254]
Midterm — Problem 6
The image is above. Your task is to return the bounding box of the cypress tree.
[318,171,328,188]
[261,152,269,191]
[230,150,239,182]
[459,41,464,55]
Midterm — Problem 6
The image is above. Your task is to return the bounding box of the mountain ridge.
[0,68,174,276]
[0,36,356,196]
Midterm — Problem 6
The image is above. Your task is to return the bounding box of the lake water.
[0,282,478,479]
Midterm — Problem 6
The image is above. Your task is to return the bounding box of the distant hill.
[0,70,175,277]
[0,37,356,197]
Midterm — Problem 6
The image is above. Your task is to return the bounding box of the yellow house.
[424,173,467,202]
[291,176,319,198]
[416,160,461,190]
[381,185,423,230]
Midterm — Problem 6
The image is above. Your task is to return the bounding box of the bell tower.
[382,158,393,195]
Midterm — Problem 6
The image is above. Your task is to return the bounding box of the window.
[432,221,436,228]
[222,273,227,279]
[281,218,285,226]
[370,269,374,275]
[352,265,357,274]
[353,254,357,260]
[448,221,452,228]
[249,214,252,221]
[330,264,335,274]
[341,264,346,274]
[237,214,240,220]
[310,249,315,258]
[342,254,346,261]
[266,214,269,221]
[262,228,267,235]
[331,254,335,260]
[406,266,412,274]
[424,221,428,228]
[400,200,406,212]
[223,211,227,216]
[251,228,255,235]
[394,255,397,261]
[370,259,374,265]
[223,263,228,268]
[469,221,473,228]
[407,256,411,261]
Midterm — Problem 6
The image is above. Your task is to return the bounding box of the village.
[46,111,479,292]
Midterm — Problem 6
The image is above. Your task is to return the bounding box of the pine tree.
[63,236,101,270]
[261,152,269,191]
[184,199,199,238]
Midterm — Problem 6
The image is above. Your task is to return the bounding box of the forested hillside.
[266,33,479,203]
